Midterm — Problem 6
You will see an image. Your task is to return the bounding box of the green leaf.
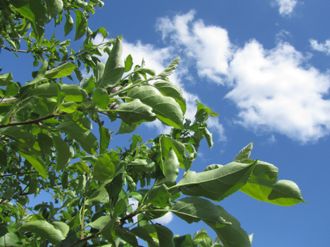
[154,224,175,247]
[115,225,138,246]
[131,225,157,247]
[116,99,156,123]
[0,232,20,247]
[203,128,213,148]
[64,14,74,36]
[93,153,117,183]
[46,0,63,18]
[53,135,71,169]
[20,220,69,244]
[118,121,138,134]
[171,197,250,247]
[92,88,110,109]
[174,235,194,247]
[124,55,133,72]
[193,230,213,247]
[159,149,179,184]
[74,10,87,40]
[89,215,110,230]
[158,57,180,79]
[45,62,76,79]
[268,180,304,206]
[61,84,87,102]
[100,38,124,86]
[146,185,171,208]
[128,85,184,128]
[99,126,111,153]
[235,143,253,162]
[20,152,48,178]
[173,162,256,201]
[154,81,186,113]
[240,161,303,206]
[59,120,97,154]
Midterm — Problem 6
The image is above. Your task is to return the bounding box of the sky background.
[89,1,330,246]
[2,0,330,246]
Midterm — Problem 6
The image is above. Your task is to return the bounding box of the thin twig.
[0,114,57,129]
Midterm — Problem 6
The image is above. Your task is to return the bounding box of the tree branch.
[0,114,57,129]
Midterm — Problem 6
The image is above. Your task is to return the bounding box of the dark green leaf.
[20,152,48,178]
[99,126,111,153]
[20,220,69,244]
[53,135,71,169]
[74,11,87,40]
[154,224,175,247]
[172,197,250,247]
[64,14,74,36]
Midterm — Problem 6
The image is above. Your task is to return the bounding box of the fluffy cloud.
[310,39,330,55]
[227,41,330,142]
[157,12,330,142]
[274,0,298,16]
[157,10,232,84]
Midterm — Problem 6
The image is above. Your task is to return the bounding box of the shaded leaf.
[172,197,250,247]
[20,152,48,178]
[20,220,68,244]
[53,135,71,169]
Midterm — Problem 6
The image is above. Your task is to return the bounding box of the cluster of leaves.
[0,1,303,247]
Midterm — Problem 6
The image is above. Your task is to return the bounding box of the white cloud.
[157,10,232,84]
[274,0,298,16]
[310,39,330,55]
[227,40,330,142]
[157,11,330,143]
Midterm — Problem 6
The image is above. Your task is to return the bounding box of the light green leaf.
[117,99,156,123]
[146,185,171,208]
[268,180,304,206]
[45,62,76,79]
[159,149,179,184]
[92,88,110,109]
[61,84,87,103]
[235,143,253,162]
[20,152,48,178]
[46,0,63,17]
[128,85,184,128]
[99,126,111,153]
[20,220,69,244]
[100,38,124,86]
[89,215,110,230]
[171,197,250,247]
[154,81,186,113]
[241,161,303,206]
[93,153,117,182]
[158,57,180,79]
[124,54,133,72]
[173,162,256,201]
[0,232,21,247]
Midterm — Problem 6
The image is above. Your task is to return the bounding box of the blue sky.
[2,0,330,246]
[88,1,330,246]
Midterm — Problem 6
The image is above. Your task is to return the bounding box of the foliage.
[0,1,303,246]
